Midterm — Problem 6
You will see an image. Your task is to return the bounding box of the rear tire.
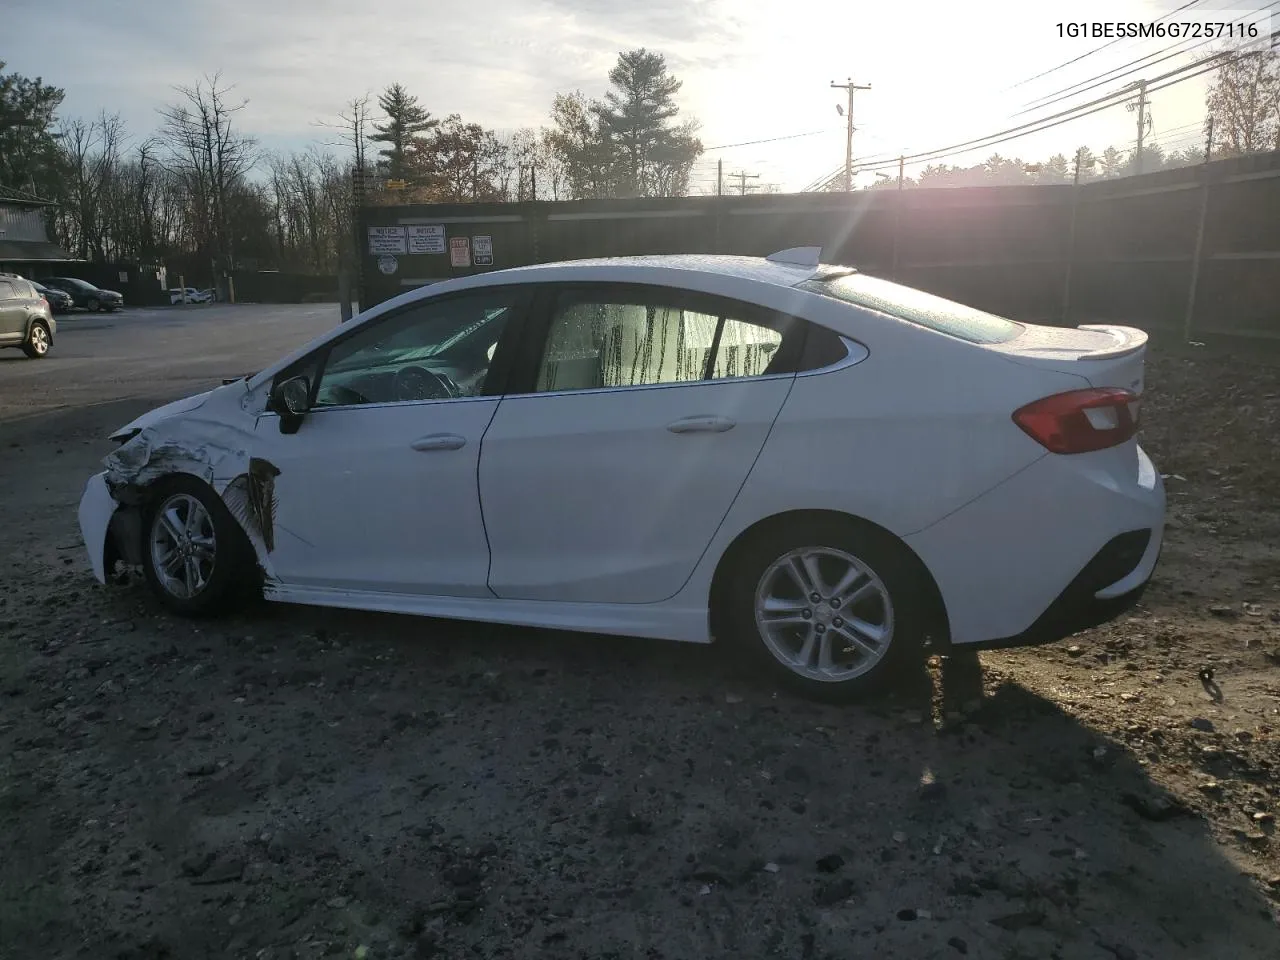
[140,476,252,617]
[22,319,52,358]
[719,517,929,702]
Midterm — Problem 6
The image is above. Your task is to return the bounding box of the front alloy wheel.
[139,476,252,617]
[149,492,217,599]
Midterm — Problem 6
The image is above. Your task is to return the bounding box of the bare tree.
[158,74,257,285]
[58,112,125,260]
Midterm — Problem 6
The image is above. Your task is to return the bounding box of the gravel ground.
[2,312,1278,959]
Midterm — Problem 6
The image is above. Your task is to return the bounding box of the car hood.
[108,386,223,441]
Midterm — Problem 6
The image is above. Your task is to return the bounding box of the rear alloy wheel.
[141,477,249,616]
[723,519,927,701]
[22,319,52,358]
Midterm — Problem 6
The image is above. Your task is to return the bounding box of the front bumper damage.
[78,384,281,584]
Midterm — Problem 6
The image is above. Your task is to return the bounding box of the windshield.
[799,273,1023,345]
[331,307,509,372]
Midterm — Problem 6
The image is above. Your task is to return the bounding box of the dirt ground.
[2,336,1278,960]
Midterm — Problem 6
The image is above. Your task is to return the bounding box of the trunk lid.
[989,322,1147,395]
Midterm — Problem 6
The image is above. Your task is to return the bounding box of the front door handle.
[410,433,466,452]
[666,415,736,434]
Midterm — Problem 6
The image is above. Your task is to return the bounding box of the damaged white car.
[78,250,1164,699]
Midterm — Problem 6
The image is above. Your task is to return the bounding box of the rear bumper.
[961,527,1159,651]
[907,443,1165,647]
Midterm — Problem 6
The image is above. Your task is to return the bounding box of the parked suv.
[42,276,124,312]
[0,273,56,358]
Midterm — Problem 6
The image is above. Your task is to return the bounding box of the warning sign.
[449,236,471,268]
[408,224,446,254]
[367,226,407,255]
[472,235,493,266]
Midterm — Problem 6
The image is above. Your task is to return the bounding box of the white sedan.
[78,249,1164,700]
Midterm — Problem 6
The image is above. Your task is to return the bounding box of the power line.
[803,38,1267,188]
[1018,2,1280,114]
[858,47,1257,175]
[1005,0,1206,92]
[702,129,839,151]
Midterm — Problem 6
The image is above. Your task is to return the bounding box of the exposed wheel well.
[707,509,951,648]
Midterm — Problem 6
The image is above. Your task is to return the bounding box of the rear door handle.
[666,415,736,434]
[410,433,466,452]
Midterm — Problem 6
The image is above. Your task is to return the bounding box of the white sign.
[449,236,471,268]
[118,271,129,283]
[472,235,493,266]
[377,255,399,275]
[367,225,407,255]
[408,224,446,254]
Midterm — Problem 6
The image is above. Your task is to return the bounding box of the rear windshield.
[798,274,1023,344]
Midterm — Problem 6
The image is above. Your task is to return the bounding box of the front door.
[479,284,802,604]
[253,286,528,596]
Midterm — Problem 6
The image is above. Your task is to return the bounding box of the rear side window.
[0,280,14,301]
[798,274,1022,345]
[533,286,803,393]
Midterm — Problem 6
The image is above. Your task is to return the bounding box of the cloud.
[5,0,742,148]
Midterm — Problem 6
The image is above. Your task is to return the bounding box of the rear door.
[479,283,805,604]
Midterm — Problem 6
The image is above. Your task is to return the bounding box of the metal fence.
[358,150,1280,340]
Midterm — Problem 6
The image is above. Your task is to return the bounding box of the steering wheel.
[393,365,459,402]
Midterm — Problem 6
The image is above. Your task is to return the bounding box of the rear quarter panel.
[673,295,1093,619]
[721,298,1091,538]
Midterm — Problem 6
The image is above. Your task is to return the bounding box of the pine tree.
[370,83,437,181]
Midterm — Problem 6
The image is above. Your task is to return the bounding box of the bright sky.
[4,0,1272,192]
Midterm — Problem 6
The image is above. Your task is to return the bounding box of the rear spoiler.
[1075,325,1148,360]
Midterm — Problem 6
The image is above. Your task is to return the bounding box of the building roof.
[0,240,75,262]
[0,186,56,207]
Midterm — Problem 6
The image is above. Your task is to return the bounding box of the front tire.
[721,518,929,702]
[22,319,52,358]
[141,476,249,617]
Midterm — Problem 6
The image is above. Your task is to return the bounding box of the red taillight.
[1012,388,1139,454]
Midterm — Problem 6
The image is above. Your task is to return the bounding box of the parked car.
[42,276,124,312]
[170,287,213,305]
[0,272,56,358]
[32,280,74,314]
[76,249,1164,700]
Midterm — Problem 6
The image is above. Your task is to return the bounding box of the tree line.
[0,49,701,284]
[1,44,1277,282]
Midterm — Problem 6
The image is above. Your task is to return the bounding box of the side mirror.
[270,375,311,434]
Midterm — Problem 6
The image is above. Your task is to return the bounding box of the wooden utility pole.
[717,158,723,197]
[831,78,871,191]
[1127,80,1150,174]
[728,170,760,196]
[1184,117,1215,342]
[1062,147,1096,323]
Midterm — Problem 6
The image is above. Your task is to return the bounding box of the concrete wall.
[358,150,1280,339]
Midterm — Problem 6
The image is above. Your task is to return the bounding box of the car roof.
[468,253,831,291]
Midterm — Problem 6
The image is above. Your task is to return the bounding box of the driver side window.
[313,289,519,408]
